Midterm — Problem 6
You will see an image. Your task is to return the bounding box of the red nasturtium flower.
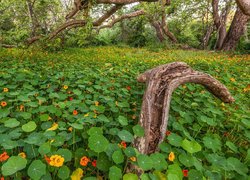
[0,176,4,180]
[69,97,73,101]
[119,141,127,149]
[80,156,90,166]
[1,101,7,107]
[44,155,51,164]
[0,152,9,162]
[73,110,78,115]
[126,86,131,91]
[92,160,97,167]
[166,130,171,136]
[182,169,188,177]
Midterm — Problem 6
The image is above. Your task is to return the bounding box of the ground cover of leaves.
[0,47,249,180]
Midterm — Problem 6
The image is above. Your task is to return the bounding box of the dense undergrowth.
[0,47,249,180]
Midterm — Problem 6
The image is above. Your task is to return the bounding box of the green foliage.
[0,47,249,179]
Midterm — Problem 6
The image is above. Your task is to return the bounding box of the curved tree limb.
[236,0,250,16]
[65,0,83,20]
[135,62,234,155]
[98,10,145,30]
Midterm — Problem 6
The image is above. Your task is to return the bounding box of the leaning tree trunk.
[129,62,234,175]
[151,21,166,42]
[221,7,250,51]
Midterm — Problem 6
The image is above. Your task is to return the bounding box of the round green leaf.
[203,136,221,152]
[87,127,103,136]
[167,133,183,147]
[2,156,27,176]
[124,147,136,157]
[178,153,194,167]
[150,153,168,170]
[58,166,70,180]
[137,154,153,171]
[4,118,20,128]
[132,125,144,137]
[166,164,183,180]
[28,160,46,180]
[118,130,134,142]
[227,157,248,175]
[118,116,128,126]
[109,166,122,180]
[112,150,124,164]
[22,121,37,132]
[57,148,72,162]
[40,114,50,121]
[188,169,203,180]
[123,173,138,180]
[20,112,32,119]
[88,134,109,153]
[38,143,51,155]
[181,139,201,154]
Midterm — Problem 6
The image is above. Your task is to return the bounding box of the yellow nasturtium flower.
[47,123,58,131]
[49,155,64,167]
[63,85,68,90]
[71,168,83,180]
[168,152,175,162]
[18,152,26,158]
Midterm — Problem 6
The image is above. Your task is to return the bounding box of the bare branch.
[98,10,145,30]
[66,0,83,20]
[96,0,157,4]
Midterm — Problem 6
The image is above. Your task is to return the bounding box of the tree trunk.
[221,7,250,50]
[128,62,234,175]
[151,21,166,42]
[236,0,250,16]
[26,0,39,37]
[202,25,214,49]
[161,13,178,43]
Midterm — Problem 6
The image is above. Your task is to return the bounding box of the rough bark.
[133,62,234,156]
[151,21,166,42]
[26,0,39,37]
[202,25,214,49]
[221,7,250,50]
[161,13,177,43]
[236,0,250,16]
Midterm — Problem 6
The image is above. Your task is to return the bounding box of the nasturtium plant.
[0,47,249,179]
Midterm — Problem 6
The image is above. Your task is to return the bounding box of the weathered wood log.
[129,62,234,174]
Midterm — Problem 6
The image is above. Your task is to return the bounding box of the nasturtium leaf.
[159,142,171,153]
[241,119,250,128]
[40,114,50,121]
[57,149,72,162]
[118,130,134,142]
[225,141,238,152]
[109,166,122,180]
[2,156,27,176]
[123,173,138,180]
[97,114,110,122]
[68,122,83,129]
[140,174,150,180]
[132,125,144,137]
[20,112,32,119]
[41,172,52,180]
[0,109,10,118]
[124,147,136,157]
[167,133,183,147]
[188,169,203,180]
[203,136,221,152]
[206,153,227,167]
[2,140,18,149]
[118,115,128,126]
[28,160,46,180]
[166,164,183,180]
[150,153,168,170]
[87,127,103,136]
[178,153,194,167]
[137,154,153,171]
[112,150,124,164]
[226,157,248,175]
[51,136,65,147]
[88,134,109,153]
[4,118,20,128]
[22,121,37,132]
[97,153,112,172]
[181,139,201,153]
[58,166,70,180]
[73,89,82,96]
[38,143,51,155]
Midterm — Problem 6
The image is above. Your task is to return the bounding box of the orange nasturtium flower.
[95,101,99,106]
[49,155,64,167]
[73,110,78,115]
[63,85,68,90]
[20,105,25,111]
[18,152,26,158]
[1,101,7,107]
[168,152,175,162]
[0,176,4,180]
[119,141,127,149]
[80,156,90,166]
[0,152,9,162]
[3,88,8,92]
[44,155,51,164]
[71,168,83,180]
